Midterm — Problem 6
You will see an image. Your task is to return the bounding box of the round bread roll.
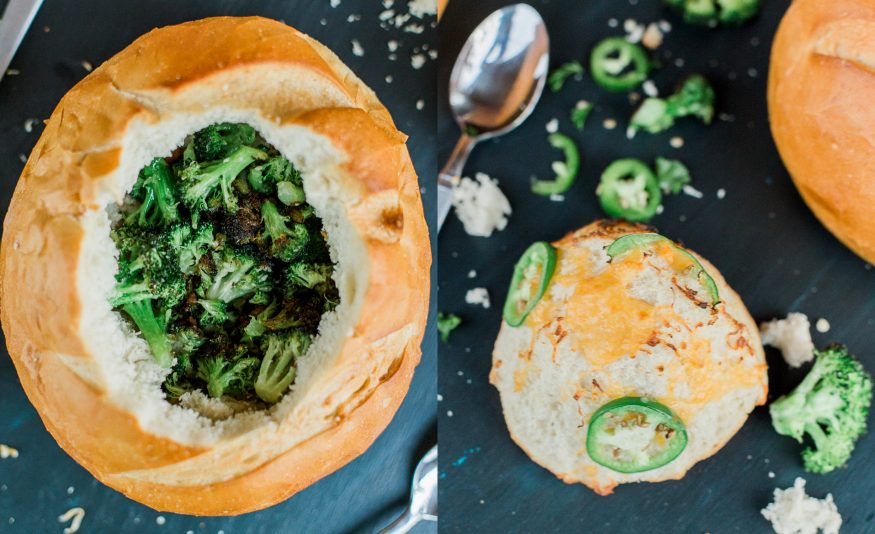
[769,0,875,263]
[490,220,767,495]
[0,17,429,515]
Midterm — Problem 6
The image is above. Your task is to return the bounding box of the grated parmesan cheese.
[761,478,841,534]
[760,313,815,368]
[58,507,85,534]
[451,172,512,237]
[465,287,491,309]
[351,39,364,57]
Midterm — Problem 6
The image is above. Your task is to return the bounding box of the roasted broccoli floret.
[199,250,272,304]
[770,345,873,474]
[655,157,692,195]
[198,299,234,326]
[125,158,179,227]
[193,123,257,161]
[629,75,715,136]
[180,145,267,212]
[196,354,260,398]
[247,156,303,196]
[665,0,759,27]
[255,332,312,403]
[261,200,310,262]
[167,223,215,274]
[287,263,334,291]
[437,312,462,343]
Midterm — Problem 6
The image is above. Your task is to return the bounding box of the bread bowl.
[769,0,875,264]
[0,16,430,515]
[490,220,767,495]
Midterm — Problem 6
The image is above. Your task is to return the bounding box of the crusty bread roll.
[490,221,767,495]
[769,0,875,263]
[0,17,430,515]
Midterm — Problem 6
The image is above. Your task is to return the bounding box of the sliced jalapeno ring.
[605,233,720,305]
[532,133,581,196]
[586,397,688,473]
[597,159,662,222]
[502,241,557,327]
[590,37,651,92]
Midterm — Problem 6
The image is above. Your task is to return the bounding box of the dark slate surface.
[438,1,875,532]
[0,1,436,533]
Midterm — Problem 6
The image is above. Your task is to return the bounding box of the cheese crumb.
[408,0,437,17]
[682,184,704,199]
[761,478,841,534]
[351,39,364,57]
[670,136,684,148]
[58,507,85,534]
[467,270,477,279]
[80,61,93,72]
[156,516,166,525]
[815,318,831,333]
[623,19,645,43]
[451,173,512,237]
[760,313,815,368]
[545,118,559,133]
[465,287,491,309]
[330,0,340,7]
[642,80,658,97]
[0,445,18,458]
[6,68,20,75]
[387,40,399,52]
[717,188,726,199]
[603,118,617,130]
[24,118,38,133]
[641,23,663,49]
[410,53,426,69]
[416,99,425,110]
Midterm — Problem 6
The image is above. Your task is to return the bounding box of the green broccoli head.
[770,344,873,473]
[198,299,234,326]
[716,0,759,24]
[193,123,257,161]
[199,249,272,304]
[667,75,715,124]
[196,353,260,398]
[261,200,310,262]
[255,332,312,403]
[116,298,174,368]
[287,263,334,291]
[168,223,215,274]
[630,98,675,136]
[126,158,179,227]
[180,145,267,212]
[247,156,303,196]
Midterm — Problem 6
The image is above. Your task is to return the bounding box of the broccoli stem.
[121,300,173,368]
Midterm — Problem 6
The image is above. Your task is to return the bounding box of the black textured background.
[438,1,875,532]
[0,1,436,533]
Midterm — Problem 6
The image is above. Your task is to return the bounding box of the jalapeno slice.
[597,159,662,222]
[586,397,688,473]
[532,133,581,196]
[605,233,720,305]
[590,37,651,92]
[502,242,557,326]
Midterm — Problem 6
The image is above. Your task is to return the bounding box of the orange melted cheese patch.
[523,240,763,424]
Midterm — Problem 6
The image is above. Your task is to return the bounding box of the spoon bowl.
[438,3,550,228]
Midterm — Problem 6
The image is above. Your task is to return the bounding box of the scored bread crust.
[769,0,875,264]
[0,17,430,515]
[490,220,767,495]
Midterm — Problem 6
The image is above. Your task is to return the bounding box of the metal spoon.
[437,3,550,230]
[379,445,438,534]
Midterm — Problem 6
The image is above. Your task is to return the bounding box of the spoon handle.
[437,133,476,231]
[378,508,420,534]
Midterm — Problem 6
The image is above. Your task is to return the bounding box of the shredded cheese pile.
[451,172,512,237]
[761,478,841,534]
